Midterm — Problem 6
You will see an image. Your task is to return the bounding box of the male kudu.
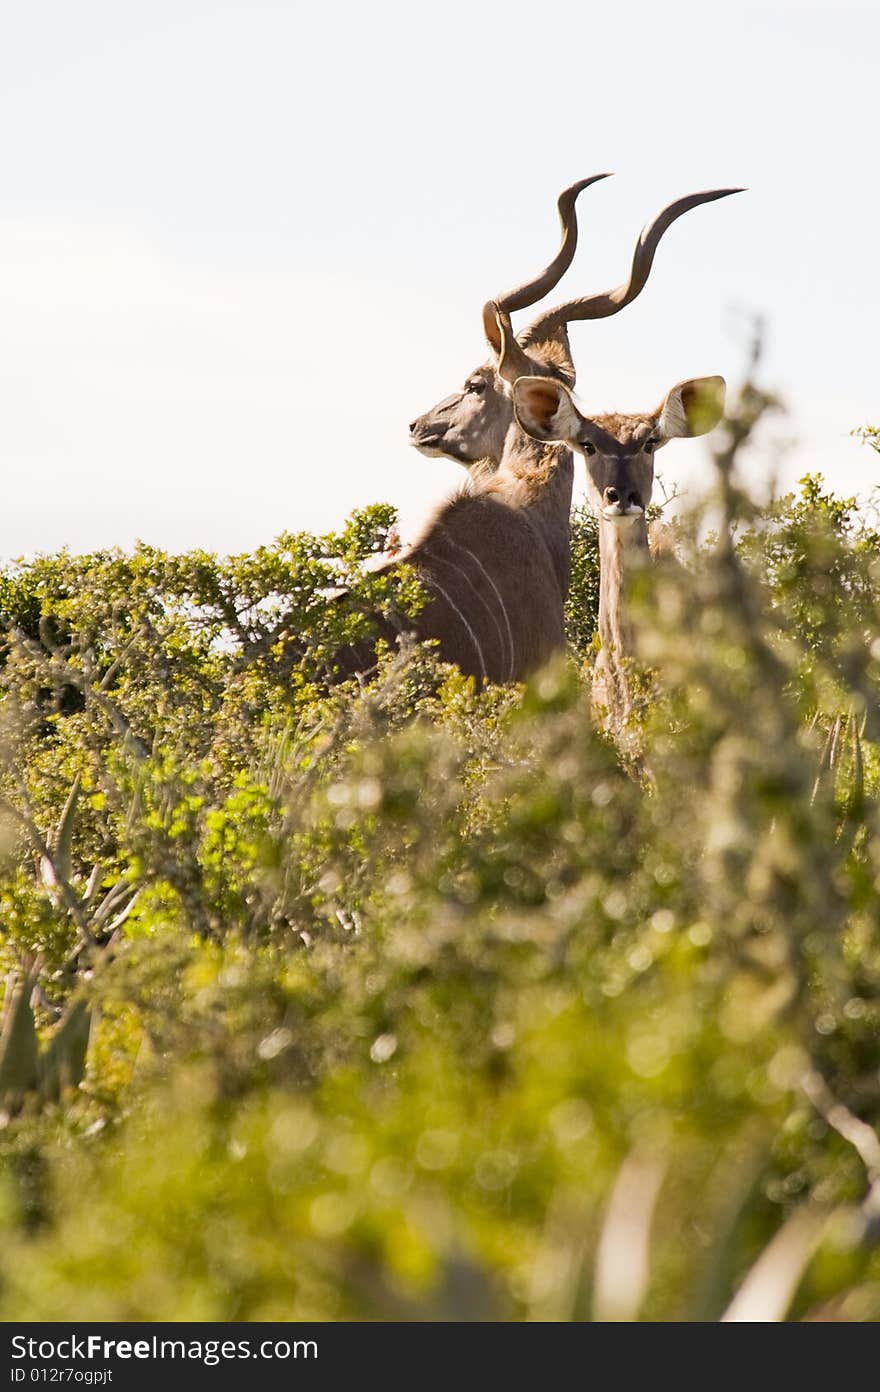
[344,181,739,685]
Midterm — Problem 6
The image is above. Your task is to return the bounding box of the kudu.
[338,175,602,683]
[512,371,726,723]
[343,181,739,686]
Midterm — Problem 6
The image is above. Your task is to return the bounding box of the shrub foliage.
[1,398,880,1321]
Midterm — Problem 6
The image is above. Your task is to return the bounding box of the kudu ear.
[483,301,504,357]
[484,304,534,385]
[658,376,726,439]
[512,376,583,444]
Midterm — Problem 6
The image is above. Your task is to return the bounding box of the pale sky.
[0,2,877,556]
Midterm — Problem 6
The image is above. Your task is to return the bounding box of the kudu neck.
[495,423,574,599]
[596,513,651,657]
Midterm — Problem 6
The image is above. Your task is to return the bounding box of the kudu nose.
[627,490,643,509]
[409,419,419,433]
[604,487,620,505]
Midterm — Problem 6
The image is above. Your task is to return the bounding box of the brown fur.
[522,336,576,383]
[408,329,576,472]
[590,412,654,442]
[400,329,579,685]
[340,435,573,686]
[479,443,560,504]
[513,374,725,731]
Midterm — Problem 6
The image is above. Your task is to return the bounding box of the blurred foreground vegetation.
[1,389,880,1321]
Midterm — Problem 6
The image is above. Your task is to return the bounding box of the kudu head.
[512,374,727,523]
[409,182,742,473]
[408,175,608,469]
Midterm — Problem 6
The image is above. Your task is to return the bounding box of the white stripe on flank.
[423,547,504,675]
[420,565,487,682]
[435,526,516,682]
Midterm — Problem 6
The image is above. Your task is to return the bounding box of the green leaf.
[0,972,40,1101]
[52,774,82,886]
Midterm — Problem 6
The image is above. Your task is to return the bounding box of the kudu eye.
[644,438,659,454]
[465,379,486,395]
[582,441,597,456]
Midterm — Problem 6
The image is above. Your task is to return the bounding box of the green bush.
[0,408,879,1322]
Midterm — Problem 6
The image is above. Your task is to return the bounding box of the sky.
[0,2,877,557]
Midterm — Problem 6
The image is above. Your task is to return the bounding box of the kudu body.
[341,181,739,686]
[512,373,727,722]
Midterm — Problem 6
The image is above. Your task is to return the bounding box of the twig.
[802,1070,880,1182]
